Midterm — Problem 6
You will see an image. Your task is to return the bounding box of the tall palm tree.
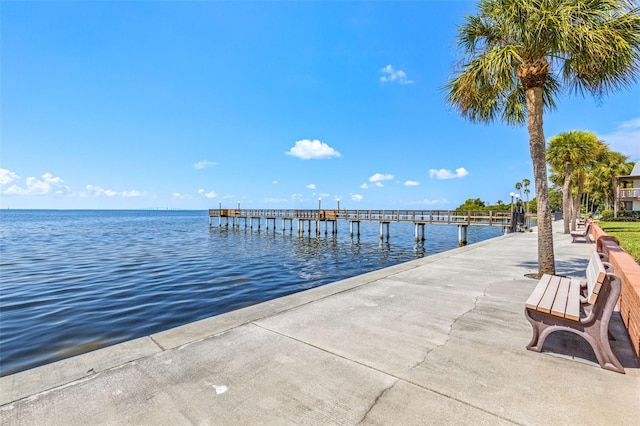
[523,178,531,222]
[589,150,634,210]
[444,0,640,277]
[547,131,603,233]
[571,140,607,227]
[515,181,523,197]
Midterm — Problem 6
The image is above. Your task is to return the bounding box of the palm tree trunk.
[562,163,572,234]
[573,176,585,228]
[526,87,555,277]
[571,197,577,231]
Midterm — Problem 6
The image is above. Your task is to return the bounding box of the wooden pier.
[209,209,513,245]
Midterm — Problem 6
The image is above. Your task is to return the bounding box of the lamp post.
[218,201,222,228]
[317,197,322,235]
[509,192,515,233]
[337,198,340,211]
[514,193,520,231]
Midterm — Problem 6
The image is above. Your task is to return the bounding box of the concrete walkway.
[2,222,639,425]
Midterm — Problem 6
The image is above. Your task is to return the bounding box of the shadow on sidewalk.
[519,257,590,279]
[539,313,639,370]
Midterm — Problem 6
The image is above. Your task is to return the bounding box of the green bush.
[601,209,615,220]
[601,209,640,222]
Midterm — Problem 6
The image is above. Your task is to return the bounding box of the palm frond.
[444,0,640,123]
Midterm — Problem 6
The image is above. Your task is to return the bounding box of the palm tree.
[547,131,603,233]
[523,178,531,223]
[444,0,640,277]
[589,150,634,211]
[515,181,523,197]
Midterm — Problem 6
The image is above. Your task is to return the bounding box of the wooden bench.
[570,222,592,243]
[524,251,624,373]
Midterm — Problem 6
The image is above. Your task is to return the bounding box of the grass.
[596,221,640,264]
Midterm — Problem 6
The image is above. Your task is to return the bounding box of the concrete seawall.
[2,221,639,425]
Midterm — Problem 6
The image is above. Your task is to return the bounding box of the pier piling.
[208,209,513,244]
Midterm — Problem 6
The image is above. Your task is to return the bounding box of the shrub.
[601,209,615,220]
[617,210,640,221]
[601,210,640,222]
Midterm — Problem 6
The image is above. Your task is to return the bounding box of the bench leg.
[583,325,625,373]
[524,307,545,352]
[524,308,625,373]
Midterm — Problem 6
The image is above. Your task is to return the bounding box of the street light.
[514,193,521,231]
[510,192,515,233]
[317,197,322,235]
[337,198,340,210]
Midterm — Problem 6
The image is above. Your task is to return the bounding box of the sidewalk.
[2,222,639,425]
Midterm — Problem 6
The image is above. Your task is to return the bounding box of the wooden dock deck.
[209,209,514,244]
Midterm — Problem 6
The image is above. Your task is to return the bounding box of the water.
[0,210,503,376]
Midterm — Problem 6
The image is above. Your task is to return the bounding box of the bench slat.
[565,278,582,321]
[586,251,606,304]
[525,274,552,310]
[551,277,571,318]
[538,275,561,314]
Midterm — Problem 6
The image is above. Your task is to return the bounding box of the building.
[614,162,640,216]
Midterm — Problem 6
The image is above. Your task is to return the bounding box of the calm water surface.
[0,210,503,376]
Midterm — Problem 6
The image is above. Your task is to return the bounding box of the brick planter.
[590,220,640,361]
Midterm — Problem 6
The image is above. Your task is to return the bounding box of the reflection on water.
[0,210,502,376]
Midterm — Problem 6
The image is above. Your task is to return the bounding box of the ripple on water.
[0,210,503,376]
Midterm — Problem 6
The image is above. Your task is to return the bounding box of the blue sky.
[2,1,638,210]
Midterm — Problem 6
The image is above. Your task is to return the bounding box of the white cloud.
[3,172,71,195]
[369,173,394,182]
[291,193,304,201]
[286,139,341,160]
[429,167,469,180]
[620,118,640,128]
[367,173,394,187]
[85,185,144,198]
[172,192,193,200]
[380,64,414,85]
[404,180,419,186]
[306,183,316,189]
[2,185,23,195]
[272,180,278,185]
[351,194,364,202]
[319,192,330,198]
[0,168,20,185]
[122,190,145,198]
[86,185,118,197]
[599,118,640,160]
[265,197,288,203]
[194,160,217,170]
[407,198,449,206]
[198,189,218,199]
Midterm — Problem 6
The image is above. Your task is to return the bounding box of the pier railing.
[209,209,511,226]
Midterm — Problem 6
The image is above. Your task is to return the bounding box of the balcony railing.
[620,188,640,199]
